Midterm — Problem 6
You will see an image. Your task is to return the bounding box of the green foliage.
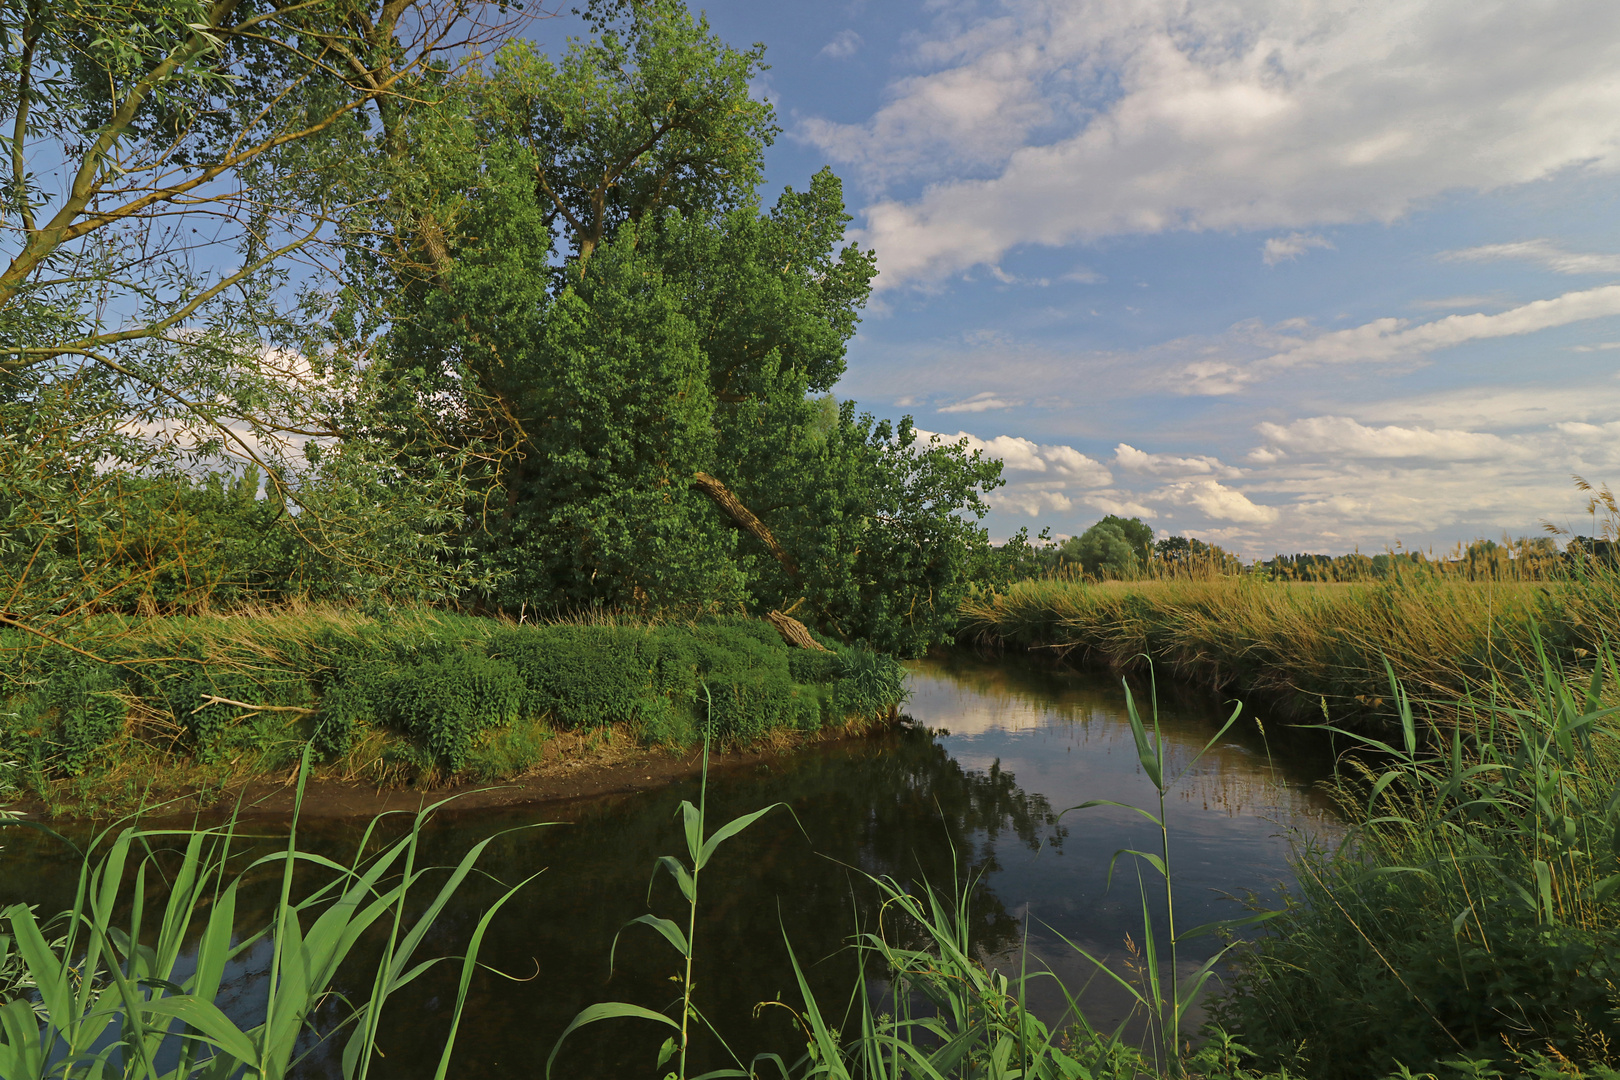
[1213,652,1620,1079]
[343,1,998,656]
[0,760,529,1079]
[1061,516,1155,578]
[0,663,130,778]
[0,0,512,649]
[0,612,906,795]
[384,652,526,772]
[833,643,909,721]
[41,666,127,777]
[472,231,748,611]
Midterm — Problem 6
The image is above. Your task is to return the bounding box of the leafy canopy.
[349,0,1005,654]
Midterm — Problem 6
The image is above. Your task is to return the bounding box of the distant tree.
[1097,515,1155,565]
[1061,519,1144,578]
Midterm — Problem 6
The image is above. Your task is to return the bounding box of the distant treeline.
[999,516,1600,584]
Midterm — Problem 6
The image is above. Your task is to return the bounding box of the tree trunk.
[767,609,829,652]
[691,471,798,577]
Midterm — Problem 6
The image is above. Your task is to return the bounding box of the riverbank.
[958,566,1620,727]
[0,607,906,818]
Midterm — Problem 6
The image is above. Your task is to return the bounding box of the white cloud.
[1442,238,1620,275]
[1081,493,1159,519]
[1410,294,1508,311]
[819,29,864,60]
[1251,416,1522,461]
[918,428,1114,518]
[1061,265,1105,284]
[1152,479,1279,524]
[807,0,1620,288]
[1260,285,1620,368]
[1572,341,1620,352]
[918,429,1114,486]
[996,484,1075,516]
[1181,283,1620,393]
[938,391,1024,413]
[1262,232,1334,266]
[1114,442,1242,478]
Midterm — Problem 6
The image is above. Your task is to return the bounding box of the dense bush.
[0,611,907,793]
[1212,658,1620,1078]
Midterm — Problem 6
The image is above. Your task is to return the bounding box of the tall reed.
[959,566,1605,728]
[0,750,535,1079]
[1213,645,1620,1078]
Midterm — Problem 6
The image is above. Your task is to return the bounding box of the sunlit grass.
[960,566,1620,725]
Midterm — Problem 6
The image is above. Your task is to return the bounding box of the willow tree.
[352,0,1003,654]
[0,0,532,637]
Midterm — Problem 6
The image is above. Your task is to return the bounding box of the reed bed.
[1213,649,1620,1079]
[959,563,1620,727]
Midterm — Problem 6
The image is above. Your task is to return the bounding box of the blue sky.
[558,1,1620,556]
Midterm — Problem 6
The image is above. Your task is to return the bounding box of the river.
[0,653,1344,1077]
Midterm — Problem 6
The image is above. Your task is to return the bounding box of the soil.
[225,739,818,820]
[6,726,877,823]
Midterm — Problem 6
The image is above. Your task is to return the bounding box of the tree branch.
[691,471,798,577]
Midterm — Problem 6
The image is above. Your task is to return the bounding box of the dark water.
[0,654,1342,1077]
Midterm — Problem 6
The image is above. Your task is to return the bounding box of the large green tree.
[350,0,1004,653]
[0,0,534,642]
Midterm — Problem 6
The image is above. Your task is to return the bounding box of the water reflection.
[909,653,1342,1035]
[0,654,1342,1077]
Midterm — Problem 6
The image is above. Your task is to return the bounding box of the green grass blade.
[697,803,786,870]
[545,1002,680,1079]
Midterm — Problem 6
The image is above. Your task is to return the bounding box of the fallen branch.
[193,694,317,716]
[692,471,799,576]
[767,610,829,652]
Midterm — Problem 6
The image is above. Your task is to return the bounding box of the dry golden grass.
[960,566,1612,725]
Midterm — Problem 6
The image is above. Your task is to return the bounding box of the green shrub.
[1213,653,1620,1078]
[383,652,525,772]
[0,610,909,795]
[832,644,907,719]
[489,625,658,729]
[637,694,698,745]
[41,664,126,775]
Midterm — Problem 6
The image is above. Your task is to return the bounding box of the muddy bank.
[2,726,884,823]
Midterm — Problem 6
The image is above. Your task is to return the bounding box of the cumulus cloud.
[1410,294,1508,311]
[819,29,863,60]
[1250,416,1523,461]
[918,428,1114,517]
[1152,479,1279,524]
[1262,232,1334,266]
[1061,265,1105,284]
[996,484,1075,516]
[805,0,1620,288]
[1114,442,1242,477]
[918,429,1113,484]
[1442,238,1620,275]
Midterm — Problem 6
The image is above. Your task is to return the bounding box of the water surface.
[1,654,1343,1077]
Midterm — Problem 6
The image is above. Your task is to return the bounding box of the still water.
[1,654,1343,1077]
